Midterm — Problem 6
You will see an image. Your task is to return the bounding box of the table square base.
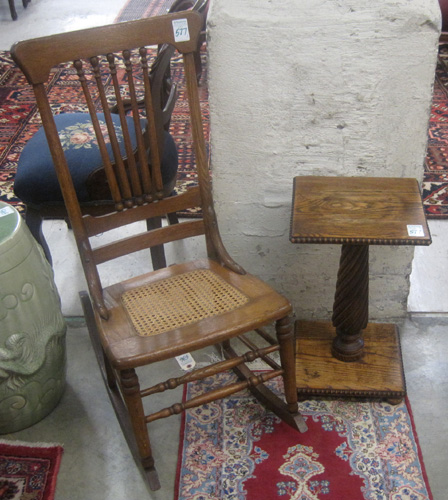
[295,320,406,403]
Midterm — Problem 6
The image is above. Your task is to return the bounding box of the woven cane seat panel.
[121,269,250,337]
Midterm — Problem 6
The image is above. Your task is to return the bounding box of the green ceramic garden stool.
[0,202,66,433]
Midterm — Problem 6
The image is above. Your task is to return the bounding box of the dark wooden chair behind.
[169,0,209,80]
[8,0,30,20]
[13,40,179,270]
[12,11,307,491]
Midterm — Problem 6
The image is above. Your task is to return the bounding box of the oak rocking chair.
[12,11,307,491]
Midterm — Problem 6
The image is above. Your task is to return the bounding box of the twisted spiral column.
[331,244,369,361]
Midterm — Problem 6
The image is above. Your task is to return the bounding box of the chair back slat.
[123,49,153,198]
[92,219,205,265]
[141,48,164,197]
[91,55,134,206]
[83,186,202,237]
[108,51,144,203]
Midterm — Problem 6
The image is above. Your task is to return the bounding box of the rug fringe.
[0,438,63,448]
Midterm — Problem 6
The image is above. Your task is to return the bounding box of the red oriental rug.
[175,373,433,500]
[422,45,448,219]
[115,0,174,22]
[0,439,63,500]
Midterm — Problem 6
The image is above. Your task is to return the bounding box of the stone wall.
[207,0,440,320]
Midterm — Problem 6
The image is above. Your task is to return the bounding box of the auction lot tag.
[407,225,424,237]
[175,352,196,371]
[172,19,190,42]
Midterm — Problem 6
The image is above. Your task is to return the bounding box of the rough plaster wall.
[207,0,440,321]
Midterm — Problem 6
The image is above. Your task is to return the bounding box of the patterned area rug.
[115,0,174,22]
[0,49,208,216]
[0,439,63,500]
[423,45,448,218]
[175,373,433,500]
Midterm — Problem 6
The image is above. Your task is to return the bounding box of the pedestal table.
[290,176,431,402]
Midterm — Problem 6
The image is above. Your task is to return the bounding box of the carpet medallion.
[175,373,432,500]
[0,440,63,500]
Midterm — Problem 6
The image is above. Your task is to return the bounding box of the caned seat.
[11,11,307,491]
[98,260,292,367]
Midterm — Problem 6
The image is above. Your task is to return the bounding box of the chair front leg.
[275,316,299,415]
[119,368,160,490]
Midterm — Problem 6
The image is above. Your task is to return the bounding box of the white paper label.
[407,225,424,237]
[172,19,190,42]
[0,206,14,217]
[175,352,195,371]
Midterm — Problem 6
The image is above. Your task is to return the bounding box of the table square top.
[290,176,431,246]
